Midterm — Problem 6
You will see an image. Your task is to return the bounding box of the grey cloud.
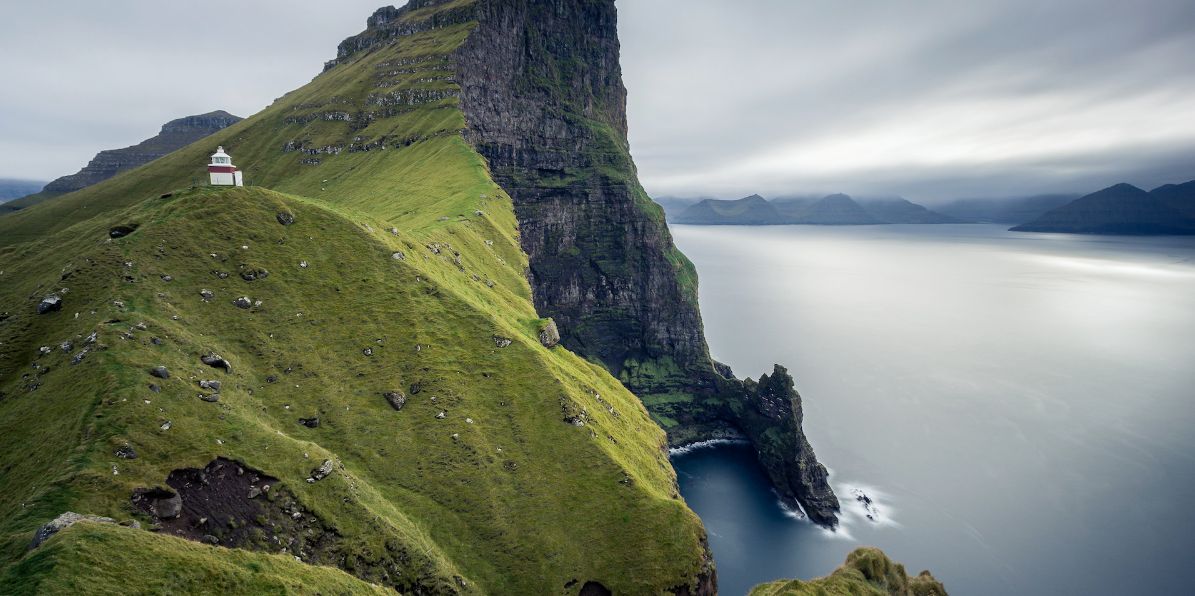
[1,1,1192,202]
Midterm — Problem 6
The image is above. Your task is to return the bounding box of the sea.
[668,224,1195,595]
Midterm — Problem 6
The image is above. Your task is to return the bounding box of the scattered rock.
[239,266,269,282]
[538,319,560,348]
[198,393,220,403]
[233,296,253,309]
[108,225,139,239]
[160,420,172,431]
[84,331,98,345]
[383,391,406,411]
[37,295,63,315]
[38,346,51,356]
[391,251,405,261]
[493,336,513,348]
[362,347,373,357]
[299,261,309,269]
[149,366,170,379]
[306,459,334,483]
[131,487,182,519]
[298,417,320,428]
[199,379,221,392]
[435,411,447,420]
[30,512,117,548]
[160,275,174,282]
[200,354,233,373]
[115,445,138,459]
[59,340,73,353]
[276,212,296,226]
[199,289,214,302]
[148,383,161,393]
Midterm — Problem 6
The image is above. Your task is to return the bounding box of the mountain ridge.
[1011,180,1195,235]
[672,193,957,225]
[2,111,242,213]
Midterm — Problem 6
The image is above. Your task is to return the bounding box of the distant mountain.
[1011,182,1195,235]
[0,178,45,203]
[934,194,1078,223]
[673,194,783,224]
[1150,180,1195,220]
[797,193,884,225]
[2,110,241,213]
[857,197,963,224]
[672,193,956,225]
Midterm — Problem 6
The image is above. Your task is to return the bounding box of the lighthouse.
[208,146,244,187]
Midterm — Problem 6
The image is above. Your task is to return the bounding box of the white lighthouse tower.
[208,146,244,187]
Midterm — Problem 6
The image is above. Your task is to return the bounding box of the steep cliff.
[448,0,840,526]
[3,111,241,213]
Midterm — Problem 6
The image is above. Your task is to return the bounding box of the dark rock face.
[455,0,711,389]
[41,111,242,195]
[404,0,847,528]
[452,0,839,528]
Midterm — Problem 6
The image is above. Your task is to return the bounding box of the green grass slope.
[0,1,709,593]
[0,521,390,595]
[750,548,947,596]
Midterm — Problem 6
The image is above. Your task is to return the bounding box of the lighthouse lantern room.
[208,146,244,187]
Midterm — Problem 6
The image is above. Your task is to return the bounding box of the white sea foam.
[668,438,750,456]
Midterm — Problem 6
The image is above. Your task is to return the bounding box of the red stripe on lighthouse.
[208,166,237,173]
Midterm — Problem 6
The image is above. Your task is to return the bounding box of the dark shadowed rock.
[198,393,220,403]
[115,445,138,459]
[199,379,221,392]
[384,391,407,411]
[239,266,269,282]
[307,459,334,483]
[276,212,296,226]
[233,296,253,309]
[149,366,170,379]
[37,295,62,315]
[200,354,233,373]
[298,417,320,428]
[538,319,560,348]
[108,224,139,239]
[131,487,183,519]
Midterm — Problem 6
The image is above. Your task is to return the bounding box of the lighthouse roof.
[211,146,231,159]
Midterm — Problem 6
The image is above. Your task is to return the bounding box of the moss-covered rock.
[751,548,948,596]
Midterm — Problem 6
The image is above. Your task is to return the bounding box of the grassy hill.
[0,1,712,592]
[0,0,940,593]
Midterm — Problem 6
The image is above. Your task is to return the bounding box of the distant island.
[1011,180,1195,235]
[662,178,1195,235]
[669,193,961,225]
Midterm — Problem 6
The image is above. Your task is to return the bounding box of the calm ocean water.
[668,224,1195,596]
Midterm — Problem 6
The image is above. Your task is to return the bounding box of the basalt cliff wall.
[368,0,844,527]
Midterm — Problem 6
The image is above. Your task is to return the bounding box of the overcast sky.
[2,1,1193,202]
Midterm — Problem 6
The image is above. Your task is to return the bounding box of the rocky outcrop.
[39,111,242,196]
[450,0,840,526]
[751,547,947,595]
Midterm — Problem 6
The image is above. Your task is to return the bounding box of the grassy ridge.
[0,1,709,591]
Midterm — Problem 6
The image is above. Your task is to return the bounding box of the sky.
[1,0,1193,202]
